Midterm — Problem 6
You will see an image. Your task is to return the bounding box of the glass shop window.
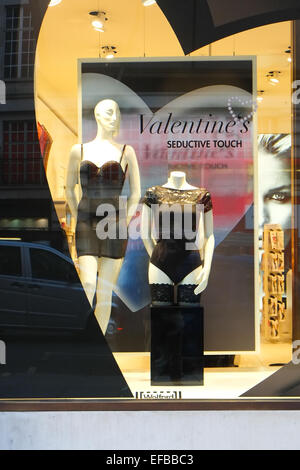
[30,248,79,283]
[0,246,22,277]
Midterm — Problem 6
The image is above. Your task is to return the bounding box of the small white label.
[135,391,181,400]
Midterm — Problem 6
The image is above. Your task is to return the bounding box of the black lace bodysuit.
[75,145,128,259]
[142,185,213,304]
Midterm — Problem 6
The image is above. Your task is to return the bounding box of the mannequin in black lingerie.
[76,143,128,259]
[66,99,140,334]
[141,171,215,306]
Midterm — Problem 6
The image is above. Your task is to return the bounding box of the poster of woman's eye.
[258,134,292,251]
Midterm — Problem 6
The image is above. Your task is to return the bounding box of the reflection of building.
[0,0,65,251]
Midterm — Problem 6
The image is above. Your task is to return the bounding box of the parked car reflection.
[0,240,93,332]
[0,241,134,399]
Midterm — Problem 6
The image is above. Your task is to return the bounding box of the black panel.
[0,315,131,399]
[151,305,204,386]
[28,0,49,36]
[207,0,300,27]
[241,362,300,397]
[156,0,300,54]
[82,61,253,113]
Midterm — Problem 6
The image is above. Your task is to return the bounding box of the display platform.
[113,342,291,399]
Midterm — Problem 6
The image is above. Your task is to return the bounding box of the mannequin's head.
[94,99,120,137]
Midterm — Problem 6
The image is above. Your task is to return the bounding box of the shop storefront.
[0,0,300,408]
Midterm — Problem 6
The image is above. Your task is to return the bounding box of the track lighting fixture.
[257,90,265,102]
[49,0,62,6]
[267,71,281,85]
[102,46,117,59]
[89,11,107,32]
[142,0,156,6]
[285,46,292,63]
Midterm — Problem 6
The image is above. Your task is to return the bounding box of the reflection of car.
[0,241,92,331]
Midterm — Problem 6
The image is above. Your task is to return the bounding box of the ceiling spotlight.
[267,71,281,85]
[102,46,117,59]
[142,0,156,5]
[285,46,292,63]
[257,90,265,102]
[49,0,62,6]
[89,11,107,32]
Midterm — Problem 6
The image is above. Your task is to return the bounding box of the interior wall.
[36,97,77,200]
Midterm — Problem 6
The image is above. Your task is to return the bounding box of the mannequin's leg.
[149,263,173,306]
[94,257,123,335]
[178,266,203,306]
[78,255,98,308]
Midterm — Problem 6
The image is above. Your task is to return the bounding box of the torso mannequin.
[66,99,141,333]
[162,171,198,190]
[141,171,215,305]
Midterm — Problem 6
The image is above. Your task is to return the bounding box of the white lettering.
[292,80,300,105]
[96,204,117,240]
[292,340,300,365]
[0,340,6,365]
[0,80,6,104]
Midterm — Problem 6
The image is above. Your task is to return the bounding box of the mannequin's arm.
[194,210,215,295]
[65,144,81,222]
[125,145,141,224]
[141,203,156,257]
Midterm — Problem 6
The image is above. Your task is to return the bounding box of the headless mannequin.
[66,99,140,334]
[141,171,215,300]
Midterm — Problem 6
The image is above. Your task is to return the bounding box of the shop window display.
[0,0,298,403]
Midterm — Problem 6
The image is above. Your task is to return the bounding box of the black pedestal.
[151,305,204,386]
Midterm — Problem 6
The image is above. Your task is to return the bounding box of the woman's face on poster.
[258,146,292,245]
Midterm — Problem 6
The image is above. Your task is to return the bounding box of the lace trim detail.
[142,188,158,206]
[177,284,201,304]
[150,284,201,305]
[142,186,212,212]
[150,283,174,303]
